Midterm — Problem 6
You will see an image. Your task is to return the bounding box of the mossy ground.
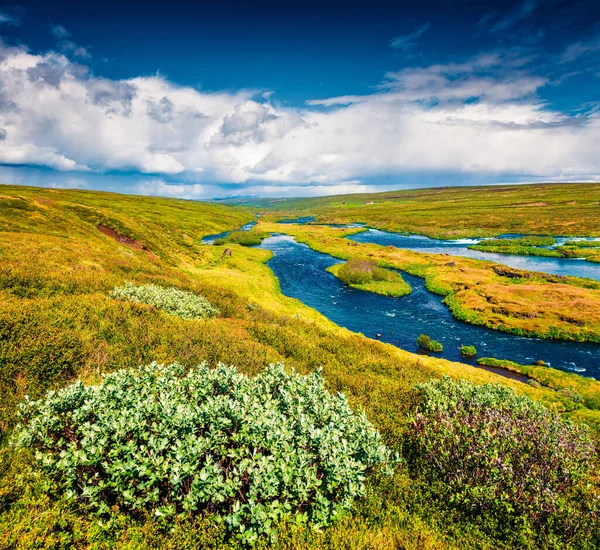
[1,185,599,549]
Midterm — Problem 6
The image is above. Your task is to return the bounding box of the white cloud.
[488,0,539,33]
[51,25,70,39]
[0,11,20,26]
[0,39,599,189]
[389,23,430,54]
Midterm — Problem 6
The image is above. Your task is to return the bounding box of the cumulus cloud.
[0,38,599,188]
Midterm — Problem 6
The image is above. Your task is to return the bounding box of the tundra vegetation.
[16,362,395,546]
[109,283,219,319]
[326,258,411,297]
[405,377,599,546]
[460,345,477,357]
[417,334,443,352]
[1,184,600,549]
[213,231,269,247]
[468,235,600,263]
[240,182,600,239]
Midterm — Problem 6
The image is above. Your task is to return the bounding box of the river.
[258,234,600,379]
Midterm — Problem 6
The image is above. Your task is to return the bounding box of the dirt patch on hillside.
[98,224,141,248]
[98,224,157,260]
[515,202,548,207]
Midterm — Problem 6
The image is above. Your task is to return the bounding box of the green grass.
[243,182,600,239]
[1,184,599,549]
[213,231,268,246]
[326,259,412,297]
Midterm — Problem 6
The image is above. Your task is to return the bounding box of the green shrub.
[109,283,218,319]
[527,379,542,388]
[15,362,396,545]
[459,345,477,358]
[416,334,443,352]
[404,377,598,544]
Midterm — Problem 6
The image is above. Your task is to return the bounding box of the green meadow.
[1,184,599,549]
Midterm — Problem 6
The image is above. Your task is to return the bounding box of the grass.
[1,184,600,549]
[238,182,600,239]
[326,259,412,297]
[213,230,268,246]
[256,220,600,343]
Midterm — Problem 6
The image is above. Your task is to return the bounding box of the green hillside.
[247,182,600,238]
[1,185,598,549]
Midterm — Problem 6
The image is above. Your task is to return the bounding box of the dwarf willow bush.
[109,283,218,319]
[405,377,598,544]
[16,363,395,545]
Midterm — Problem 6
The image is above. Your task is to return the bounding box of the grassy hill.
[244,182,600,238]
[1,185,599,549]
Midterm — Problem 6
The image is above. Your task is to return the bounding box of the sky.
[0,0,599,199]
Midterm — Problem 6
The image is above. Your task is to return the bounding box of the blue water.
[259,235,600,379]
[275,217,600,281]
[348,230,600,281]
[202,221,256,244]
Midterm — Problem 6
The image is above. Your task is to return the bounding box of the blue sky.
[0,0,599,198]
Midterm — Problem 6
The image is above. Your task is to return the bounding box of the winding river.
[257,235,600,379]
[203,220,600,378]
[348,230,600,281]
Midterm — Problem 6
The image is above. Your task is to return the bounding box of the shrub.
[558,387,584,403]
[416,334,443,352]
[527,378,542,388]
[16,362,396,545]
[109,283,218,319]
[404,377,598,544]
[459,345,477,358]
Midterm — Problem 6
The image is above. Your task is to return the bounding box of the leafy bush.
[527,378,542,388]
[109,283,218,319]
[16,362,395,545]
[404,377,598,544]
[213,231,268,247]
[336,258,398,286]
[459,345,477,358]
[416,334,443,352]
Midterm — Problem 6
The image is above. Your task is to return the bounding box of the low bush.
[404,377,598,545]
[416,334,443,352]
[558,387,584,403]
[109,283,218,319]
[15,362,396,545]
[459,345,477,358]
